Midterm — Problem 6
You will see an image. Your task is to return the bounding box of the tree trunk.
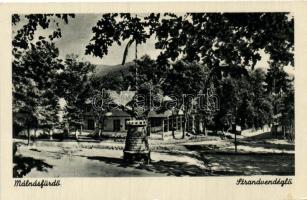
[135,41,138,90]
[234,131,237,153]
[49,129,53,140]
[191,115,195,134]
[100,116,104,138]
[182,115,186,139]
[147,119,151,136]
[27,126,30,146]
[162,119,164,140]
[172,113,175,139]
[80,123,83,135]
[67,123,70,135]
[203,119,207,136]
[34,129,37,141]
[275,125,278,139]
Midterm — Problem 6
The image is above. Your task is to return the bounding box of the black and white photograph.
[12,12,295,178]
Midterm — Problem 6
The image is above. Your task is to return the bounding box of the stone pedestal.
[123,120,150,164]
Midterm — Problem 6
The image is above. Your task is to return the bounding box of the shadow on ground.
[87,155,210,176]
[240,132,294,151]
[199,153,294,176]
[184,132,294,152]
[87,149,294,176]
[244,131,280,140]
[13,155,53,178]
[237,140,294,151]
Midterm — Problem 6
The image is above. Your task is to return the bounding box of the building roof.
[107,90,136,107]
[105,109,132,117]
[162,95,173,102]
[85,90,136,107]
[85,90,186,118]
[148,110,172,118]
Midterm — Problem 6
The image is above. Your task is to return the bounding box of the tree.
[266,62,292,95]
[281,85,294,140]
[213,68,274,133]
[250,69,274,130]
[162,60,209,138]
[215,77,241,131]
[12,14,75,142]
[12,14,75,50]
[86,13,152,92]
[92,55,166,114]
[13,40,63,143]
[85,13,293,123]
[57,55,95,134]
[265,62,294,139]
[86,13,293,73]
[85,13,294,141]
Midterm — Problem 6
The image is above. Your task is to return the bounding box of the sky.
[35,14,160,66]
[13,14,294,74]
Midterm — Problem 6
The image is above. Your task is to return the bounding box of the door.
[88,119,95,130]
[113,119,121,132]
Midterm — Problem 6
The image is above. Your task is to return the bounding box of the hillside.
[93,62,134,77]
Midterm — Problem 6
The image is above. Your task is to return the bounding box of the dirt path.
[13,144,294,177]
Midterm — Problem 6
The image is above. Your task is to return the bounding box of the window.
[150,118,162,127]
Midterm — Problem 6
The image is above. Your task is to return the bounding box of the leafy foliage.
[13,39,63,132]
[12,14,75,49]
[87,13,293,69]
[57,55,95,129]
[12,13,295,140]
[87,13,294,132]
[12,14,74,136]
[86,14,149,60]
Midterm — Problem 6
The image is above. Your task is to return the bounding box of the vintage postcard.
[1,2,307,200]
